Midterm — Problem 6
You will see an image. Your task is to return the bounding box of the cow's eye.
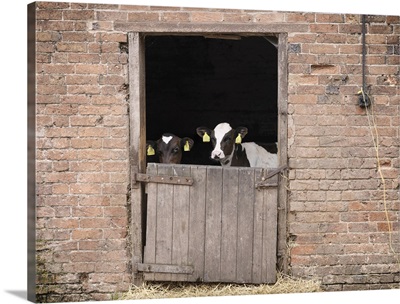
[173,147,179,153]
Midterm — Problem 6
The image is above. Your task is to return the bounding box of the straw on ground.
[118,273,323,300]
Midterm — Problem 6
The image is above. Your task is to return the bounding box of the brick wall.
[286,14,400,290]
[33,2,400,301]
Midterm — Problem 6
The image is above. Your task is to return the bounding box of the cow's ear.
[234,127,248,143]
[181,137,194,152]
[196,127,212,142]
[146,140,156,156]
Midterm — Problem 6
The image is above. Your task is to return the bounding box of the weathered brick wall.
[286,14,400,290]
[33,2,399,301]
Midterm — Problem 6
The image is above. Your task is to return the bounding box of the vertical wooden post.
[128,32,146,285]
[277,32,289,274]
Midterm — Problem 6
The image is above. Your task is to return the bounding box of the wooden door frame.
[128,23,290,284]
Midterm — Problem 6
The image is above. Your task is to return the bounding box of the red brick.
[68,53,100,63]
[191,12,224,22]
[161,12,190,22]
[47,218,79,229]
[75,64,107,74]
[97,11,128,22]
[348,222,378,233]
[71,138,102,149]
[79,196,110,206]
[103,138,128,149]
[78,105,127,115]
[72,206,103,217]
[37,84,67,95]
[45,172,77,183]
[56,42,87,52]
[70,161,101,172]
[310,24,339,33]
[63,10,94,20]
[61,95,91,104]
[286,12,315,23]
[72,229,103,240]
[78,173,110,183]
[77,127,109,137]
[37,10,63,20]
[103,207,127,217]
[291,245,317,255]
[253,12,285,23]
[37,2,69,9]
[37,207,56,218]
[110,195,127,206]
[42,195,78,206]
[70,184,101,194]
[62,32,95,42]
[103,228,127,239]
[95,262,128,272]
[62,262,95,273]
[65,75,98,85]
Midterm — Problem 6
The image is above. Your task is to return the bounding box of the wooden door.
[139,163,279,284]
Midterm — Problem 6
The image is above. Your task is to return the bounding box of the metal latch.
[134,173,194,186]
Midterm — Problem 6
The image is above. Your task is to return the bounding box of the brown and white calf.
[146,133,194,164]
[196,122,278,168]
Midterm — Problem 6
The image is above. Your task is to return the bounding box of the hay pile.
[118,273,323,300]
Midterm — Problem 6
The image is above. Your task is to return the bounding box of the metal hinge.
[137,263,194,274]
[134,173,194,186]
[255,165,287,189]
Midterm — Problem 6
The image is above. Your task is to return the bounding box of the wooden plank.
[236,168,255,283]
[154,164,174,281]
[138,263,193,274]
[143,163,157,281]
[252,168,264,283]
[188,165,207,282]
[277,32,289,274]
[220,167,238,282]
[115,22,309,34]
[128,32,146,285]
[204,166,223,282]
[262,174,278,283]
[171,165,191,281]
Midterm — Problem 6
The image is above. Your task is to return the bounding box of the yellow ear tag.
[147,145,155,156]
[203,132,210,142]
[235,134,242,144]
[184,140,190,152]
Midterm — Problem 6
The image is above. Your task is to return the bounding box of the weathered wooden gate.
[137,163,279,284]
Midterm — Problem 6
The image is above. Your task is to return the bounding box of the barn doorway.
[145,35,278,165]
[128,29,288,285]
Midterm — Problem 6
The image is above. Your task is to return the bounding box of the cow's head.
[146,133,194,164]
[196,123,248,162]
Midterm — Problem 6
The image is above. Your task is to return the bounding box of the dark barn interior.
[145,35,278,165]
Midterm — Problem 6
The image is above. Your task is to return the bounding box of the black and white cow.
[196,122,278,168]
[146,133,194,164]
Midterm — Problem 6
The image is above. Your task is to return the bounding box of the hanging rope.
[358,15,398,265]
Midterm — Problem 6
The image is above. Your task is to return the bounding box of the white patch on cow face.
[162,135,173,144]
[211,123,232,159]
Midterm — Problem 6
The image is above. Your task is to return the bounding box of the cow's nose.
[211,150,223,159]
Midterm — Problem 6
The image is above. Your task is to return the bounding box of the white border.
[1,1,398,304]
